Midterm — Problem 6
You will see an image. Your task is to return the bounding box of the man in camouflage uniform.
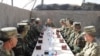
[59,19,67,37]
[14,22,30,56]
[64,19,74,40]
[67,22,82,50]
[76,26,100,56]
[23,18,43,56]
[0,27,18,56]
[45,18,55,27]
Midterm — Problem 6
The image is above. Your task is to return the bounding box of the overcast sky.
[0,0,100,10]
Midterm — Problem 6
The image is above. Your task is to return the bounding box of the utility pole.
[41,0,44,9]
[11,0,13,6]
[83,0,85,4]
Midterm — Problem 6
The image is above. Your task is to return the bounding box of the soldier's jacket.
[60,26,67,37]
[67,32,75,44]
[59,25,65,31]
[63,27,73,40]
[76,40,100,56]
[72,33,86,54]
[68,31,81,48]
[0,48,15,56]
[45,22,55,27]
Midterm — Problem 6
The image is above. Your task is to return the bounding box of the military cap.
[72,22,81,28]
[73,22,81,26]
[59,19,66,23]
[36,18,40,21]
[82,26,96,35]
[21,19,29,23]
[84,26,96,33]
[17,23,29,30]
[0,27,17,38]
[30,18,35,22]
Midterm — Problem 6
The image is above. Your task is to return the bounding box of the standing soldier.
[76,26,100,56]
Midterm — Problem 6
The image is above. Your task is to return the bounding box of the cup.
[44,50,49,55]
[38,40,43,43]
[62,45,67,50]
[59,39,64,43]
[36,45,41,50]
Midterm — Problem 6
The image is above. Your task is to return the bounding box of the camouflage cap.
[17,23,30,30]
[84,26,96,33]
[36,18,40,21]
[59,19,66,23]
[72,22,81,28]
[0,27,17,38]
[21,19,29,23]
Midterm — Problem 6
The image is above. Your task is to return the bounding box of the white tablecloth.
[32,27,74,56]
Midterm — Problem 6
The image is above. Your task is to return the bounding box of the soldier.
[13,23,30,56]
[45,18,55,27]
[59,19,67,37]
[23,18,43,56]
[0,27,18,56]
[76,26,100,56]
[17,23,29,39]
[67,22,82,50]
[63,19,74,40]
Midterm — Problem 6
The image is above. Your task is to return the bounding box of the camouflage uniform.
[76,41,100,56]
[72,33,86,54]
[76,26,100,56]
[64,27,73,41]
[0,27,18,56]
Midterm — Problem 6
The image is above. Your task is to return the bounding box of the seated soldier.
[0,27,18,56]
[63,19,74,40]
[17,23,29,39]
[13,23,30,56]
[67,22,82,50]
[45,18,55,27]
[76,26,100,56]
[23,18,43,56]
[29,18,36,26]
[59,19,67,37]
[71,22,86,54]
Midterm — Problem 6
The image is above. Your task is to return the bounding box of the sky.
[0,0,100,10]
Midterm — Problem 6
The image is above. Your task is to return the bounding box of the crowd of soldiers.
[0,18,44,56]
[0,17,100,56]
[59,18,100,56]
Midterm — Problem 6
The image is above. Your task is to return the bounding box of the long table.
[32,27,74,56]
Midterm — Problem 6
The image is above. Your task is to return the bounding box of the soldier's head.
[29,18,35,25]
[47,18,53,24]
[0,27,18,42]
[17,23,29,37]
[82,26,96,42]
[66,19,73,27]
[35,17,41,25]
[73,22,81,32]
[59,19,66,26]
